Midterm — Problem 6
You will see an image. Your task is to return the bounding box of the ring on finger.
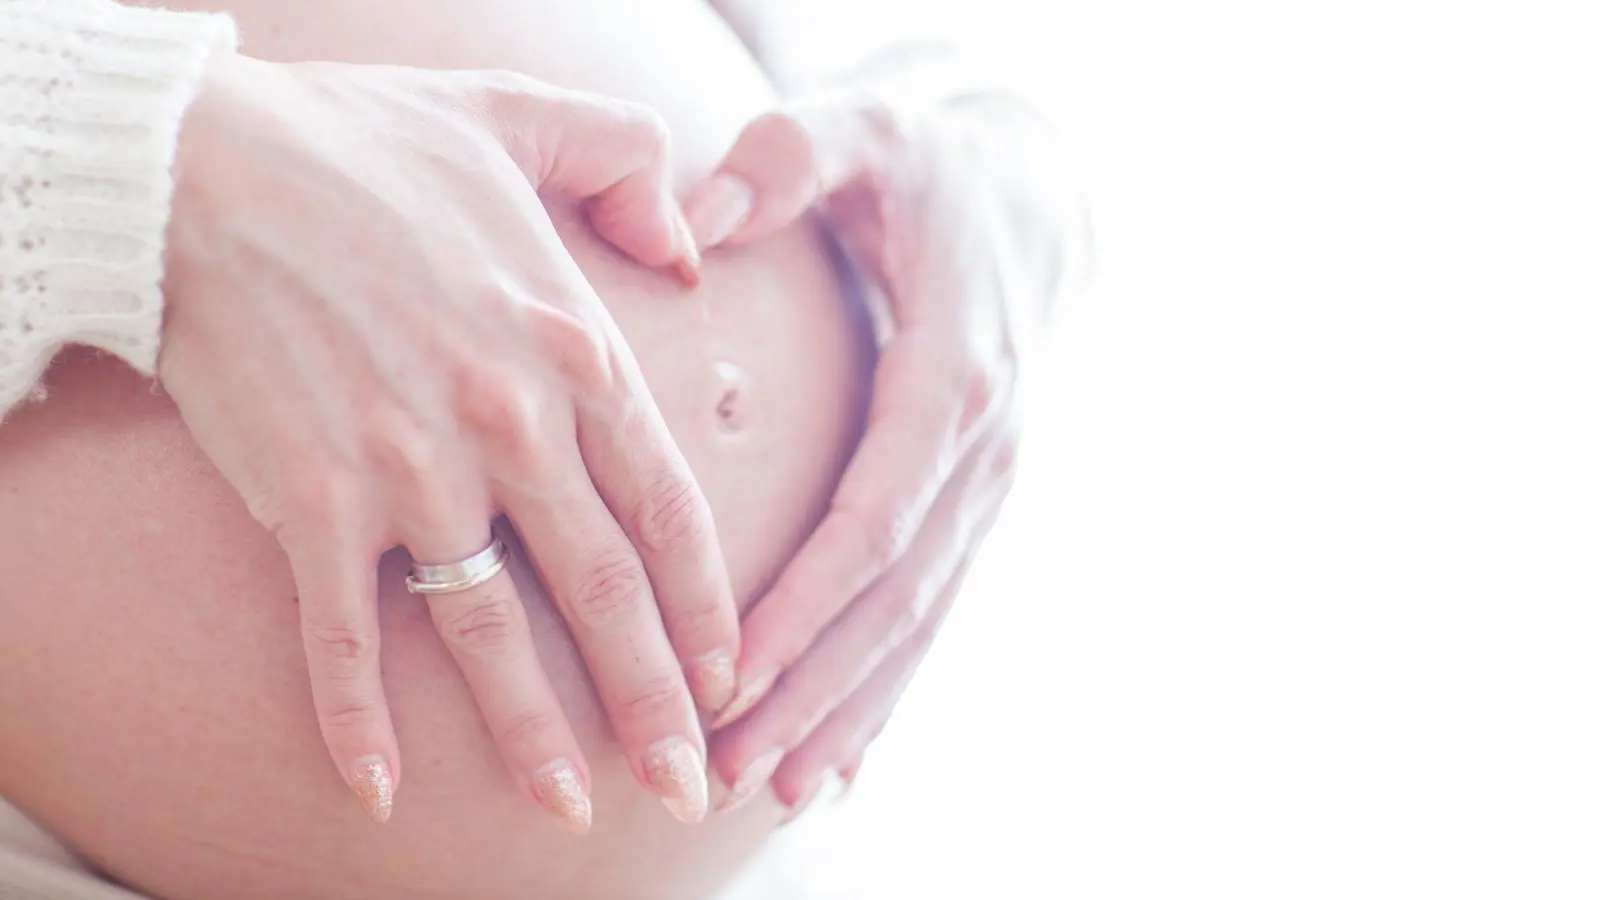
[405,537,510,594]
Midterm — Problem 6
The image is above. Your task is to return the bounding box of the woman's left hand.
[681,91,1077,813]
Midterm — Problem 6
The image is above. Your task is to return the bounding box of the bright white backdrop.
[752,2,1600,898]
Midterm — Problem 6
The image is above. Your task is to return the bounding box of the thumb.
[484,76,698,282]
[682,96,897,250]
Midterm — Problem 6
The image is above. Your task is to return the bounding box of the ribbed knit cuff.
[0,0,237,417]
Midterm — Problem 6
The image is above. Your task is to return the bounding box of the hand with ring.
[157,55,739,832]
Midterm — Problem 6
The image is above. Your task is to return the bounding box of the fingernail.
[530,758,592,835]
[644,736,710,824]
[840,760,863,792]
[689,650,737,714]
[716,748,784,813]
[711,669,777,730]
[778,775,827,826]
[350,755,394,824]
[671,209,702,287]
[685,174,755,249]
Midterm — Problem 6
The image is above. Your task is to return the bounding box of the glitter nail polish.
[690,649,737,714]
[643,736,709,824]
[531,758,592,835]
[350,755,394,824]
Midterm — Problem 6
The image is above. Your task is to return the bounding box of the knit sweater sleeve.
[0,0,236,421]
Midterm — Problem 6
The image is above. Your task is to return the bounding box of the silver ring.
[405,538,509,595]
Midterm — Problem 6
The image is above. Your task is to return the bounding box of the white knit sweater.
[0,0,236,421]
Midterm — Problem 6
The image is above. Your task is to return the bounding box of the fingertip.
[683,173,755,250]
[688,648,737,715]
[642,735,710,824]
[711,667,777,731]
[672,231,702,288]
[839,754,865,790]
[349,753,396,824]
[529,758,593,835]
[766,754,806,807]
[652,198,698,286]
[777,771,828,824]
[715,747,785,813]
[584,189,684,272]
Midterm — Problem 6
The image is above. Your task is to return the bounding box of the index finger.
[714,334,969,727]
[682,96,901,250]
[480,74,697,277]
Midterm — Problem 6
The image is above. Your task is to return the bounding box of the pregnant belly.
[0,2,875,899]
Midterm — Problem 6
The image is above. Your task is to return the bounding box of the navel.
[712,360,750,434]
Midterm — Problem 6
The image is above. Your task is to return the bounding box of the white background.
[776,2,1600,898]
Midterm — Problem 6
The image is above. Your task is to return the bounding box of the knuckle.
[239,483,292,537]
[453,356,521,425]
[617,102,671,162]
[320,701,381,732]
[544,311,622,396]
[362,414,440,489]
[304,622,373,683]
[634,470,706,555]
[568,548,649,627]
[669,592,728,643]
[475,68,545,117]
[455,361,541,457]
[836,505,912,571]
[511,297,570,337]
[478,67,539,95]
[306,623,370,661]
[438,596,522,656]
[618,672,686,721]
[494,706,562,751]
[282,468,358,525]
[864,570,927,642]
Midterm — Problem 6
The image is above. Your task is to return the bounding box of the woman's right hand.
[156,54,737,833]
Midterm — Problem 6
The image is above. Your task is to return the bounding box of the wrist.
[164,53,280,311]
